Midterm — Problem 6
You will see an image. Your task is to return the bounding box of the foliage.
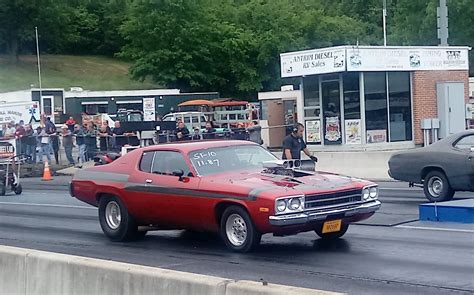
[0,0,472,96]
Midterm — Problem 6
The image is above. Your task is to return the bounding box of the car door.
[131,149,202,229]
[452,135,474,190]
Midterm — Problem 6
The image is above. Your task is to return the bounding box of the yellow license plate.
[322,219,342,234]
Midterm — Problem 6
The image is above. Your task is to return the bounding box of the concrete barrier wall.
[0,245,342,295]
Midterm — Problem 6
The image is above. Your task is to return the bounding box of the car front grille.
[305,189,362,210]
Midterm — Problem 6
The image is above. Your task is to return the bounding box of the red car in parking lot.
[70,140,381,252]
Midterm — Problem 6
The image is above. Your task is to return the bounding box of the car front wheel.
[98,196,139,241]
[220,206,261,253]
[315,223,349,240]
[423,171,454,202]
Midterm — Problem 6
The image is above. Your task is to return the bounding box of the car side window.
[139,151,155,173]
[151,151,192,176]
[454,135,474,151]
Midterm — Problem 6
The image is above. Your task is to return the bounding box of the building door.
[41,96,54,117]
[322,80,342,145]
[437,82,466,138]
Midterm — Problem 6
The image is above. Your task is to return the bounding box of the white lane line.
[397,225,474,233]
[0,201,95,210]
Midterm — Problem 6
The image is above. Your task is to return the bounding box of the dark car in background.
[388,130,474,202]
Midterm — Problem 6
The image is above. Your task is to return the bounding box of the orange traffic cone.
[42,160,53,181]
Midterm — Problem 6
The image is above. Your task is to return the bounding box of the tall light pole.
[437,0,449,46]
[35,27,43,102]
[382,0,387,46]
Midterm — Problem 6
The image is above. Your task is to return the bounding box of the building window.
[82,104,108,115]
[364,72,388,143]
[322,79,342,145]
[388,72,412,142]
[343,72,360,120]
[303,75,320,107]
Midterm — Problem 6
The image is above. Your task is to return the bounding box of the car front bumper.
[268,200,381,226]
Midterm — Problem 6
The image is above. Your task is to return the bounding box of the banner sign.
[345,119,362,144]
[0,139,15,160]
[325,116,341,142]
[305,120,321,143]
[367,130,387,143]
[281,46,469,77]
[0,102,40,125]
[143,97,156,121]
[281,47,346,78]
[346,47,469,71]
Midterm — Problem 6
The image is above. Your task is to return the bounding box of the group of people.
[0,117,136,167]
[174,120,263,144]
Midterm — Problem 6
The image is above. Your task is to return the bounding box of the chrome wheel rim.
[428,176,443,197]
[225,214,247,247]
[105,201,121,230]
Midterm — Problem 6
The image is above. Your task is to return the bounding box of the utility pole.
[35,26,43,125]
[437,0,449,46]
[382,0,387,46]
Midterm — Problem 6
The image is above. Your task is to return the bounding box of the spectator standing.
[231,122,247,140]
[61,125,75,165]
[282,123,317,162]
[112,121,127,151]
[247,120,263,145]
[191,127,202,140]
[51,132,60,165]
[65,116,76,132]
[4,122,16,138]
[37,127,51,163]
[24,124,37,163]
[84,122,98,161]
[202,121,216,140]
[14,123,26,154]
[175,121,190,141]
[98,121,112,151]
[74,124,86,167]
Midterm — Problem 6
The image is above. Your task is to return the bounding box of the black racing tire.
[220,206,261,253]
[423,170,454,202]
[13,184,22,195]
[0,183,5,196]
[98,196,139,241]
[315,223,349,240]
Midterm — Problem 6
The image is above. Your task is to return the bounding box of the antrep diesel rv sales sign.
[281,46,470,78]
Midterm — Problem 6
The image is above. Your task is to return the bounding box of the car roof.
[139,140,258,154]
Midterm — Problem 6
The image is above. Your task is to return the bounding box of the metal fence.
[0,128,263,166]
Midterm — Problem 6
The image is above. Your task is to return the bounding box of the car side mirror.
[470,147,474,153]
[172,169,185,181]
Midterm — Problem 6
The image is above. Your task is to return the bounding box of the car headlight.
[369,187,378,199]
[275,195,305,214]
[276,200,287,212]
[362,188,370,200]
[289,198,301,210]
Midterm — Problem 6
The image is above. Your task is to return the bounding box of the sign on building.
[281,47,346,78]
[143,97,156,121]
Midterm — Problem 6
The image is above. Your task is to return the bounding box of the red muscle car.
[70,140,381,252]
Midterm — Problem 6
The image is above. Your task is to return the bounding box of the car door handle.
[145,179,153,184]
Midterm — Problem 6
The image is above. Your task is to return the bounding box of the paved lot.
[0,183,473,294]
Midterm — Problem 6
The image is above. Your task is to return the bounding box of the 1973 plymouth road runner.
[70,140,381,252]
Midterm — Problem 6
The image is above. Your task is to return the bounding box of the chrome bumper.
[269,200,381,226]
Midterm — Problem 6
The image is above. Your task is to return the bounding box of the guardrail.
[0,245,339,295]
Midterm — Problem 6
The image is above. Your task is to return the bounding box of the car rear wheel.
[220,206,261,253]
[423,171,454,202]
[315,223,349,240]
[98,196,139,241]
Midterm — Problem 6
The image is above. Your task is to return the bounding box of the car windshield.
[189,145,277,176]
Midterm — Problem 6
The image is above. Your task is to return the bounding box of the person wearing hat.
[61,125,75,165]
